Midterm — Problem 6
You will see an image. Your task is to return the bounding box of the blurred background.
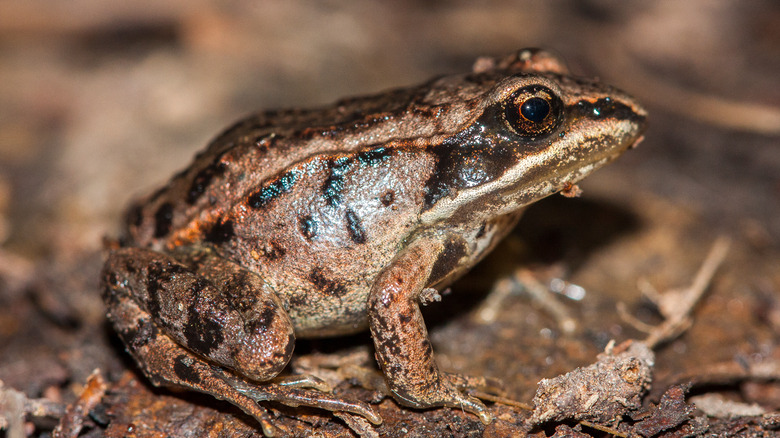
[0,1,778,436]
[1,1,778,256]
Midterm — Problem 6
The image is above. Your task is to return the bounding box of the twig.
[0,380,66,438]
[53,370,107,438]
[580,419,629,437]
[475,268,578,334]
[469,391,532,411]
[619,236,731,349]
[591,42,780,134]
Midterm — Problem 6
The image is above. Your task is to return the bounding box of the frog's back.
[118,65,518,335]
[122,70,505,252]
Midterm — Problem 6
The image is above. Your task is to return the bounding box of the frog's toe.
[222,370,383,425]
[445,372,504,396]
[440,385,494,424]
[271,374,331,392]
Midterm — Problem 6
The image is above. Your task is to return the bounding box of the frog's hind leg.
[103,247,296,382]
[105,294,282,434]
[102,247,380,432]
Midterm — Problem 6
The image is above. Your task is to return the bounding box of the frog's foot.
[402,376,495,424]
[218,369,382,425]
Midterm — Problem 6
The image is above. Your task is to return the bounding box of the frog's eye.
[504,85,563,138]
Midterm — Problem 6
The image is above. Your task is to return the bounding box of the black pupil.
[520,97,550,123]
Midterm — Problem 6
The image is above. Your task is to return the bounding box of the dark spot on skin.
[128,318,158,350]
[388,364,403,378]
[101,273,121,305]
[429,237,468,285]
[321,148,392,207]
[122,259,138,275]
[422,340,433,358]
[223,271,258,313]
[288,294,308,307]
[262,240,286,260]
[382,335,403,357]
[399,312,412,324]
[411,105,440,119]
[187,161,227,204]
[345,209,366,244]
[125,203,144,228]
[380,190,395,207]
[183,293,225,356]
[475,222,487,239]
[145,259,188,306]
[356,147,392,166]
[203,219,234,244]
[308,268,348,297]
[248,170,298,209]
[173,355,201,384]
[246,307,275,335]
[322,157,351,207]
[298,215,318,240]
[145,263,166,316]
[153,202,174,238]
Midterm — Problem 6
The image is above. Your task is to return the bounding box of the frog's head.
[420,59,647,225]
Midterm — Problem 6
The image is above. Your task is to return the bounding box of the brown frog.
[101,49,646,433]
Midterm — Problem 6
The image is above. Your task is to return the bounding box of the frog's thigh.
[103,247,294,382]
[367,238,490,422]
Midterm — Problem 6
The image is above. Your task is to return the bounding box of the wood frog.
[101,49,646,433]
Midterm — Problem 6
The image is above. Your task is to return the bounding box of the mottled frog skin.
[102,49,646,432]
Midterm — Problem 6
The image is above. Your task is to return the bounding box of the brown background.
[1,1,778,437]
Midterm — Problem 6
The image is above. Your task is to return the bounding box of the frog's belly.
[283,285,371,338]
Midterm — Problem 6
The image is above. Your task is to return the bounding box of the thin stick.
[644,236,731,349]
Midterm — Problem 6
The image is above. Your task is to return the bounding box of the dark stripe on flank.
[248,170,299,209]
[356,147,392,166]
[322,157,351,207]
[428,237,467,285]
[187,161,227,204]
[345,208,366,244]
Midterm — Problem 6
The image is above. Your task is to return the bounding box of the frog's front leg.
[368,237,493,423]
[101,246,380,432]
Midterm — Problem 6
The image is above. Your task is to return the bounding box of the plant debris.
[631,384,697,437]
[531,340,654,425]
